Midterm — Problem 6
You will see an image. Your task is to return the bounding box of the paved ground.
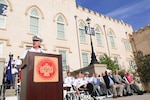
[4,93,150,100]
[107,93,150,100]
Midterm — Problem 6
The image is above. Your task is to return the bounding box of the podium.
[20,52,63,100]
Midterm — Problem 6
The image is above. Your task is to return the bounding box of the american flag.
[0,3,8,16]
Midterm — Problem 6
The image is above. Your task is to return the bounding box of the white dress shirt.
[64,76,74,87]
[15,59,22,66]
[11,67,18,74]
[21,47,46,59]
[73,78,87,88]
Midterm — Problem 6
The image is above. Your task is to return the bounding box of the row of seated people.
[63,69,143,99]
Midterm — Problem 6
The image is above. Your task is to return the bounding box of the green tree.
[99,54,119,72]
[134,51,150,86]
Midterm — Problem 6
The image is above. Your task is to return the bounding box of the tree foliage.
[99,54,119,72]
[134,51,150,84]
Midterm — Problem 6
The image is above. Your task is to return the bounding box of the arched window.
[82,52,89,67]
[0,0,7,28]
[0,42,3,57]
[79,22,86,43]
[57,16,65,39]
[59,50,67,70]
[109,30,116,48]
[95,27,102,46]
[29,8,39,34]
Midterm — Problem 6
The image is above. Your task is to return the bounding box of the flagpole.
[85,17,99,65]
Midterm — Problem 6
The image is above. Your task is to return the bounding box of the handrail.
[0,72,20,100]
[1,72,6,100]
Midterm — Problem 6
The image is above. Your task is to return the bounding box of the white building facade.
[0,0,134,72]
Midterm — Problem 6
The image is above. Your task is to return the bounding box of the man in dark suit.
[103,70,124,98]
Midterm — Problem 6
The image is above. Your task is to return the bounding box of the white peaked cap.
[32,35,43,42]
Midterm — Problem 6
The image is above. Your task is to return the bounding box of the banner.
[85,26,95,35]
[0,3,8,16]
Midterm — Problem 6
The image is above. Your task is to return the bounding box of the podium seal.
[34,56,58,82]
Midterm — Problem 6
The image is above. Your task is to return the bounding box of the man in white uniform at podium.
[21,35,46,59]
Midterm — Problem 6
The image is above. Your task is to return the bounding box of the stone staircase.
[5,88,16,97]
[1,77,20,100]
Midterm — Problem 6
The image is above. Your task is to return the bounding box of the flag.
[0,3,8,16]
[85,26,90,34]
[91,27,95,36]
[6,58,12,83]
[85,26,95,36]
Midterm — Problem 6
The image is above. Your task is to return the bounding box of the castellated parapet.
[76,5,131,28]
[132,25,150,35]
[130,25,150,55]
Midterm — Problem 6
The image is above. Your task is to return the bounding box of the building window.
[25,45,32,50]
[0,42,3,57]
[82,53,88,67]
[124,40,132,51]
[128,60,136,71]
[99,54,104,62]
[30,8,39,34]
[114,56,120,69]
[59,50,67,70]
[99,54,104,59]
[109,31,116,48]
[95,27,102,46]
[0,0,7,28]
[79,22,86,43]
[57,16,65,39]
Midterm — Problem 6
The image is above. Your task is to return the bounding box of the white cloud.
[106,0,150,19]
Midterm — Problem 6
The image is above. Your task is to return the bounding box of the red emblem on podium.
[37,58,56,79]
[34,56,59,82]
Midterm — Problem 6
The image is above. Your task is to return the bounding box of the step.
[6,96,18,100]
[5,89,16,96]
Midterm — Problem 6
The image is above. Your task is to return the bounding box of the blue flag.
[91,27,95,36]
[0,3,8,16]
[6,58,12,82]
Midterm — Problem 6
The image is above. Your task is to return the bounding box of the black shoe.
[128,93,133,96]
[137,91,143,95]
[123,94,128,96]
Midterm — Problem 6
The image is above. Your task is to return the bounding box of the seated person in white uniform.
[64,71,74,91]
[72,72,95,96]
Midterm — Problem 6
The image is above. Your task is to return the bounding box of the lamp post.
[85,17,99,65]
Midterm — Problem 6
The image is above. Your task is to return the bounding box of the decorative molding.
[6,0,13,12]
[25,5,44,19]
[0,58,6,62]
[96,52,106,55]
[107,28,116,37]
[93,24,104,34]
[19,41,32,48]
[53,13,68,25]
[81,49,90,53]
[56,38,67,41]
[0,38,11,46]
[53,45,72,53]
[78,19,86,26]
[19,41,47,50]
[111,54,121,59]
[0,28,6,31]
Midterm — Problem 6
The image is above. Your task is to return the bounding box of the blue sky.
[76,0,150,31]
